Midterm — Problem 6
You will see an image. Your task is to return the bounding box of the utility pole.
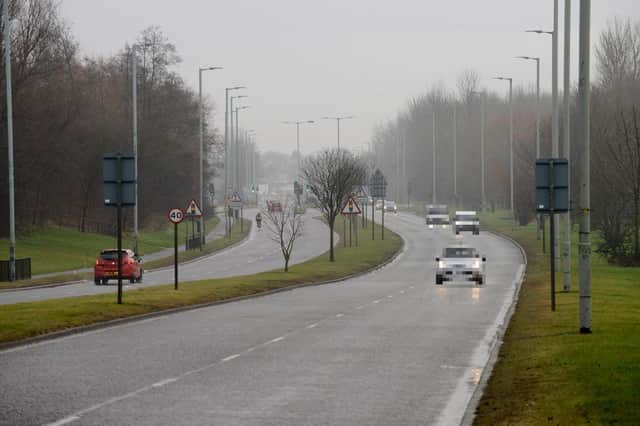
[578,0,592,334]
[132,46,139,255]
[553,0,561,269]
[432,108,436,204]
[3,0,16,281]
[453,102,457,203]
[563,0,572,292]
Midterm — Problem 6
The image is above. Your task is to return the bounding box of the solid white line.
[221,354,240,363]
[151,378,178,388]
[46,416,80,426]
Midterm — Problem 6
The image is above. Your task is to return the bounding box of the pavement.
[0,211,525,425]
[0,209,334,305]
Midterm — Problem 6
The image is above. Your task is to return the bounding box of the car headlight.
[428,224,434,229]
[473,260,480,268]
[438,261,444,268]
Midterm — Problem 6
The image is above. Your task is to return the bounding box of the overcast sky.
[60,0,638,156]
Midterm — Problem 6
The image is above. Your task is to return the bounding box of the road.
[0,211,524,425]
[0,209,333,305]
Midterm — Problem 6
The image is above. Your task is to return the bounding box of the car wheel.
[473,230,479,235]
[136,271,143,283]
[102,278,108,285]
[94,278,100,285]
[455,230,459,235]
[477,276,484,285]
[435,274,443,285]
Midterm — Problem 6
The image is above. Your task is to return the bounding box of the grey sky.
[60,0,638,156]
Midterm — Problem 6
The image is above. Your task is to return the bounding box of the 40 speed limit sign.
[168,208,185,224]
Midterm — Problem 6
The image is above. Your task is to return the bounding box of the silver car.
[435,245,486,285]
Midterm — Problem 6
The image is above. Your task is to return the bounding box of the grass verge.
[0,217,402,345]
[473,210,640,425]
[0,217,220,276]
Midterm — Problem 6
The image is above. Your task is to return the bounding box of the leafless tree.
[303,148,366,262]
[263,199,304,272]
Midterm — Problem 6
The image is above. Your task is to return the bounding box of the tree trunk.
[284,256,289,272]
[329,219,335,262]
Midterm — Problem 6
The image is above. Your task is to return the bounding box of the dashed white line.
[335,313,344,318]
[355,305,364,310]
[266,336,285,345]
[306,323,318,329]
[46,416,80,426]
[410,286,415,289]
[221,354,241,363]
[372,300,380,304]
[399,290,405,294]
[387,295,393,299]
[151,378,178,388]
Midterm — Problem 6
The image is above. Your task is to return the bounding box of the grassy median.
[0,217,220,275]
[473,211,640,425]
[0,217,401,345]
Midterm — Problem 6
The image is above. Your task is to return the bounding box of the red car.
[94,249,143,285]
[267,200,282,212]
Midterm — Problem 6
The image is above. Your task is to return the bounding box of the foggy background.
[60,0,638,155]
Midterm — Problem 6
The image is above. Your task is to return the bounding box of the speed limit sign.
[168,208,184,224]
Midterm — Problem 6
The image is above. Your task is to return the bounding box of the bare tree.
[263,199,304,272]
[303,148,366,262]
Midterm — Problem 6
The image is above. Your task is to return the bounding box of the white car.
[435,245,486,285]
[453,210,480,235]
[425,204,450,228]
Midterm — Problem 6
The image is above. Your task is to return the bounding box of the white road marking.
[46,416,80,426]
[372,300,380,304]
[306,323,318,329]
[399,290,405,294]
[151,378,178,388]
[266,336,285,345]
[387,295,393,299]
[355,305,364,310]
[409,286,415,289]
[221,354,241,363]
[335,313,344,318]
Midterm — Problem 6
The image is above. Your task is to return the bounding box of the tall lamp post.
[471,90,487,210]
[234,105,251,192]
[432,108,437,204]
[283,120,314,178]
[493,76,514,215]
[3,0,16,281]
[198,66,222,244]
[322,115,354,149]
[229,95,248,190]
[225,87,246,200]
[563,0,572,292]
[528,2,560,267]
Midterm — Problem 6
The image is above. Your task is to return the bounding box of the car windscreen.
[428,207,448,215]
[455,214,477,221]
[100,251,127,260]
[444,247,476,258]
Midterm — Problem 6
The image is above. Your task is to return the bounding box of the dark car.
[94,249,142,285]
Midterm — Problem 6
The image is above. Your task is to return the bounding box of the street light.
[470,90,486,210]
[282,120,314,176]
[230,95,248,191]
[493,76,514,215]
[3,0,16,281]
[225,86,246,200]
[528,0,560,270]
[234,105,251,193]
[322,115,355,149]
[515,56,541,158]
[198,66,223,245]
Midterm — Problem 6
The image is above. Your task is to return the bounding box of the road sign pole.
[343,216,346,248]
[174,222,179,290]
[349,215,352,247]
[241,207,244,232]
[550,208,556,311]
[117,155,123,305]
[382,204,385,240]
[372,198,375,240]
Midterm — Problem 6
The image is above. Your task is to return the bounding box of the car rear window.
[455,214,477,221]
[445,248,476,258]
[428,207,448,215]
[100,251,127,260]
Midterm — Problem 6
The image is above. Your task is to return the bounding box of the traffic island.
[471,210,640,426]
[0,219,402,347]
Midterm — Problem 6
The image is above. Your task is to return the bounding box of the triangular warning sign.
[230,191,242,202]
[185,199,203,217]
[341,197,362,215]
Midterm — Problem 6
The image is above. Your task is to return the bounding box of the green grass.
[0,217,220,276]
[0,217,402,345]
[473,210,640,425]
